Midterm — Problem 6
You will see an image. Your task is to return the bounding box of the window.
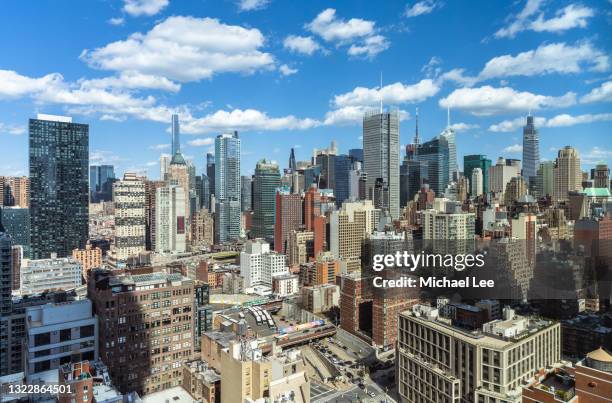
[60,328,72,342]
[34,332,51,346]
[80,325,94,338]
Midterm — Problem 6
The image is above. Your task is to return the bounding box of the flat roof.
[141,386,195,403]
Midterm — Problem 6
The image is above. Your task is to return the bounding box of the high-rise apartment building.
[191,208,214,249]
[488,157,521,200]
[471,168,483,197]
[274,188,302,254]
[553,146,582,202]
[522,115,540,187]
[160,155,170,181]
[0,231,12,315]
[240,239,288,288]
[0,176,29,208]
[155,185,186,254]
[206,153,215,199]
[421,205,475,254]
[330,200,380,272]
[397,305,561,403]
[88,270,195,395]
[240,175,252,212]
[215,132,241,243]
[363,110,400,218]
[252,159,280,244]
[72,244,102,282]
[29,114,88,259]
[112,172,146,263]
[144,180,165,251]
[592,163,610,189]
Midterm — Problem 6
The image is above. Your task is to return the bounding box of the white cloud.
[405,0,442,18]
[0,70,64,98]
[439,85,576,116]
[187,138,215,147]
[530,4,594,33]
[489,113,612,132]
[149,143,170,150]
[347,35,389,58]
[449,122,479,132]
[495,0,593,38]
[108,17,125,26]
[333,79,440,108]
[478,42,609,81]
[180,109,320,134]
[237,0,270,11]
[79,72,180,92]
[81,16,275,82]
[323,106,409,126]
[306,8,388,57]
[123,0,168,16]
[0,122,26,135]
[503,144,523,153]
[580,81,612,104]
[581,146,612,164]
[279,64,298,76]
[283,35,322,55]
[90,150,126,164]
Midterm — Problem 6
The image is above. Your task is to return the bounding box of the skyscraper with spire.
[288,148,297,172]
[522,114,540,188]
[171,114,180,156]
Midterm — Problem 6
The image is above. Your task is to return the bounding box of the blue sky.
[0,0,611,178]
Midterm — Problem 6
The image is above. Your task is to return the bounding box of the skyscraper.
[553,146,582,202]
[160,155,170,181]
[363,110,400,219]
[252,159,280,244]
[314,141,337,190]
[536,161,554,198]
[0,230,12,315]
[89,165,115,202]
[206,152,216,199]
[155,184,186,254]
[464,155,492,195]
[240,175,252,212]
[171,113,180,156]
[439,110,458,181]
[288,148,297,172]
[0,207,30,258]
[29,114,88,259]
[334,154,354,206]
[522,114,540,187]
[417,135,449,196]
[274,187,302,253]
[112,172,146,263]
[592,163,610,189]
[215,132,241,243]
[471,167,483,197]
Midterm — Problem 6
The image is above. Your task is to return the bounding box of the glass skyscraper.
[0,206,30,258]
[214,132,241,243]
[29,114,88,259]
[89,164,115,202]
[363,110,400,219]
[522,114,540,187]
[440,127,458,181]
[252,159,281,244]
[417,136,449,196]
[334,154,354,206]
[464,155,492,195]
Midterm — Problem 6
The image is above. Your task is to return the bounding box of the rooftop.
[141,386,195,403]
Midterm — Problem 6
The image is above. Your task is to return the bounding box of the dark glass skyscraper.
[348,148,364,163]
[416,136,449,196]
[241,175,252,212]
[89,164,115,202]
[252,159,280,244]
[288,148,297,172]
[334,154,354,206]
[29,114,89,259]
[206,153,215,199]
[0,207,30,258]
[522,114,540,188]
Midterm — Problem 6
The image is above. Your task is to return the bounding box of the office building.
[334,154,354,205]
[592,163,610,189]
[88,270,195,395]
[287,230,315,266]
[274,187,302,254]
[272,273,299,297]
[112,172,146,263]
[504,176,528,206]
[288,147,297,172]
[160,155,170,181]
[240,175,252,212]
[252,159,280,244]
[417,135,449,196]
[206,153,215,200]
[21,256,83,294]
[397,305,561,403]
[536,161,554,198]
[144,179,165,251]
[363,110,400,218]
[522,114,540,187]
[0,206,30,258]
[313,141,337,189]
[489,157,521,199]
[301,284,340,314]
[240,239,288,288]
[24,299,98,380]
[553,146,582,202]
[440,121,458,181]
[464,155,491,195]
[0,232,12,315]
[215,132,241,243]
[89,165,115,203]
[29,114,88,259]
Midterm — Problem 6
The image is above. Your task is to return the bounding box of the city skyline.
[1,0,611,179]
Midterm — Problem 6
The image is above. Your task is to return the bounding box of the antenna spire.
[379,71,383,113]
[414,107,420,145]
[447,105,451,128]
